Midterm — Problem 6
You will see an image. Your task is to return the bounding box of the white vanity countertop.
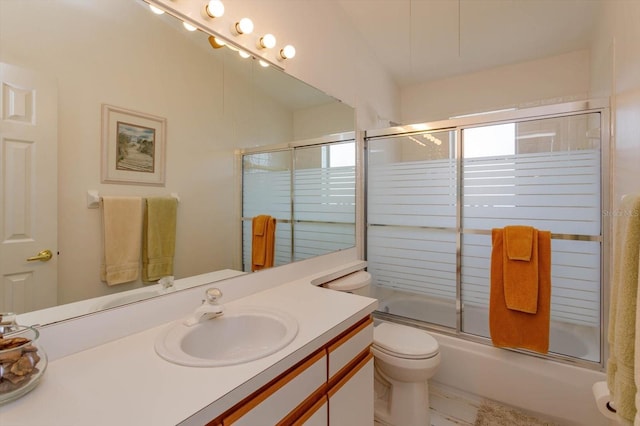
[0,278,377,426]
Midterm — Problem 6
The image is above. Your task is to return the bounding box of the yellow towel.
[100,196,143,286]
[489,227,551,353]
[608,195,640,424]
[142,197,178,282]
[503,225,539,313]
[252,215,276,272]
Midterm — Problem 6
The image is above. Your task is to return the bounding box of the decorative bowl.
[0,323,47,404]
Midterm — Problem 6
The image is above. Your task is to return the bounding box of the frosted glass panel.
[242,141,356,270]
[367,112,603,362]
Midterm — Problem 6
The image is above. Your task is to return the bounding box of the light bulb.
[208,36,226,49]
[279,44,296,60]
[235,18,254,35]
[149,5,165,15]
[238,50,251,59]
[259,34,276,49]
[183,21,197,32]
[205,0,225,18]
[259,60,270,68]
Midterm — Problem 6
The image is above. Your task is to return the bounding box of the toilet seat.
[373,322,439,359]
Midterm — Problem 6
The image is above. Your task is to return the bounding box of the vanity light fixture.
[205,0,225,18]
[258,34,277,49]
[149,4,165,15]
[233,17,254,35]
[279,44,296,60]
[208,35,226,49]
[183,21,197,32]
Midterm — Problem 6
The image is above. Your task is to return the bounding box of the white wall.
[400,50,591,124]
[591,0,640,384]
[596,1,640,205]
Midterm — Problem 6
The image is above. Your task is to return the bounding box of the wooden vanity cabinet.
[209,315,374,426]
[222,350,327,425]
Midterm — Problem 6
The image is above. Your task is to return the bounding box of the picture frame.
[101,104,166,186]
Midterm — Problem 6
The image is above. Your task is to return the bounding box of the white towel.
[608,194,640,424]
[100,196,143,285]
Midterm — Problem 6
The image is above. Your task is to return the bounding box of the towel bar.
[86,190,180,209]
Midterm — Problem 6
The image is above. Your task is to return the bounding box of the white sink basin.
[154,306,298,367]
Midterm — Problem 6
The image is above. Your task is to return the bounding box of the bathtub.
[378,295,600,362]
[375,294,607,426]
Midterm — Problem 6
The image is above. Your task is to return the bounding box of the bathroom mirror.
[0,0,355,322]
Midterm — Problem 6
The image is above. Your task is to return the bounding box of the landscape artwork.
[101,104,166,186]
[116,121,155,173]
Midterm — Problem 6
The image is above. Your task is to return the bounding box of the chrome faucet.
[183,288,224,326]
[158,275,174,291]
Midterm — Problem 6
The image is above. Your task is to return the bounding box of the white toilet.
[324,271,441,426]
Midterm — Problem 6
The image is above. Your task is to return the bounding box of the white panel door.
[0,62,57,314]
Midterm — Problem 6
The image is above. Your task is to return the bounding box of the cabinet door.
[293,395,328,426]
[223,351,327,426]
[328,353,374,426]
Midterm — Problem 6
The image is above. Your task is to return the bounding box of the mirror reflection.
[0,0,355,321]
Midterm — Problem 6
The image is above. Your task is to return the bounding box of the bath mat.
[474,400,556,426]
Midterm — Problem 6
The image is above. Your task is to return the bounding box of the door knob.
[26,249,53,262]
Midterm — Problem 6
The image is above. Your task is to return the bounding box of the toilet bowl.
[324,271,441,426]
[372,322,440,426]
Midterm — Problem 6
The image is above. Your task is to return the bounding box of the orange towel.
[251,215,276,272]
[490,228,551,353]
[503,225,538,313]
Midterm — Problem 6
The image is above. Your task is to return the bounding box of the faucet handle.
[205,288,222,304]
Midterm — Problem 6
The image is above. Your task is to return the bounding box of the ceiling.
[335,0,602,87]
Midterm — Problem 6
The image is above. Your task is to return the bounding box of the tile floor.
[374,383,483,426]
[430,384,482,425]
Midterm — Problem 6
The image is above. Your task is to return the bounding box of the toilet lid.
[324,271,371,291]
[373,322,439,358]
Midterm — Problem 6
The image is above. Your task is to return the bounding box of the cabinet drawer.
[223,351,327,426]
[327,317,373,380]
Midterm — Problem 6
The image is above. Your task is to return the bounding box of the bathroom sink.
[154,306,299,367]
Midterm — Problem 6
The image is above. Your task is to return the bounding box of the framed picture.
[101,104,166,186]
